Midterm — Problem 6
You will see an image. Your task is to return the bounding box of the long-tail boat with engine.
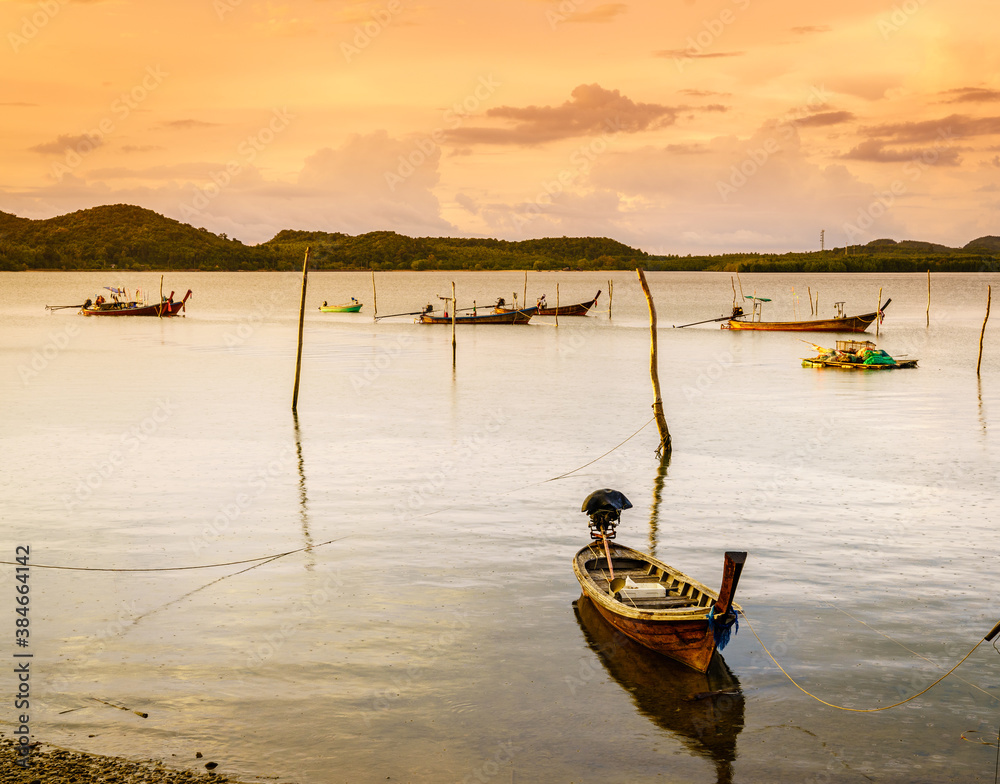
[572,489,746,673]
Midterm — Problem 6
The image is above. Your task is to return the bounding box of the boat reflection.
[573,595,744,784]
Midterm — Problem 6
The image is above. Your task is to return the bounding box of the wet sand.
[0,734,257,784]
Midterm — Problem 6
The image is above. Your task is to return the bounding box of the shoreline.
[0,733,261,783]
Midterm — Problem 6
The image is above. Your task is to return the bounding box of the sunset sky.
[1,0,998,253]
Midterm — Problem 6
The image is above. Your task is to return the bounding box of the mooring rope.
[0,537,347,572]
[542,417,655,483]
[829,603,999,702]
[741,611,989,712]
[417,416,655,519]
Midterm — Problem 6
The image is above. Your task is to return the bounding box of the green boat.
[319,299,362,313]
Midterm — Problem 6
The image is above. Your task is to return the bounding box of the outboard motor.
[581,488,632,540]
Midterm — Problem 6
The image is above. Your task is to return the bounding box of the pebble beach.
[0,734,255,784]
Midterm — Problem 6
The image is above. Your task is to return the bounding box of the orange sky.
[1,0,998,252]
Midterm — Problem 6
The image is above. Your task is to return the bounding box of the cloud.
[560,3,628,23]
[120,144,165,153]
[791,25,831,34]
[862,114,1000,142]
[796,110,856,127]
[29,134,105,156]
[87,162,247,180]
[159,119,221,130]
[679,89,731,98]
[939,88,1000,104]
[841,139,962,165]
[444,84,679,146]
[653,49,745,60]
[2,131,453,244]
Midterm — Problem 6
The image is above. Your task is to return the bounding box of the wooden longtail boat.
[499,290,601,317]
[724,298,890,333]
[417,307,537,324]
[574,489,746,673]
[573,543,745,673]
[319,301,363,313]
[573,595,744,784]
[81,290,192,317]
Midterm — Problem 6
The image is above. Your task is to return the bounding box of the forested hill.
[0,204,646,271]
[0,204,997,272]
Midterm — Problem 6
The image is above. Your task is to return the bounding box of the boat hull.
[82,290,191,317]
[320,304,362,312]
[419,307,536,324]
[502,290,601,317]
[572,542,744,673]
[725,312,878,332]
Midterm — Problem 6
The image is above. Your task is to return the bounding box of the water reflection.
[292,412,315,570]
[977,376,988,435]
[648,454,670,558]
[574,595,744,784]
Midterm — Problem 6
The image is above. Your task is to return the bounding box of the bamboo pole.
[815,291,818,316]
[876,286,883,338]
[372,269,378,321]
[158,274,164,319]
[291,247,310,413]
[555,283,559,328]
[635,268,671,458]
[451,281,456,367]
[977,285,991,376]
[926,270,930,327]
[608,279,613,320]
[807,286,813,316]
[523,270,527,308]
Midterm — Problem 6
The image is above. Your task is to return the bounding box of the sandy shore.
[0,733,258,783]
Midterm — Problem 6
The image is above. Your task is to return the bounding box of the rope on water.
[418,416,655,518]
[543,417,655,483]
[829,603,999,702]
[0,537,348,573]
[741,611,988,712]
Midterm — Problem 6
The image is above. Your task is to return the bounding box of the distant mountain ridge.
[0,204,996,272]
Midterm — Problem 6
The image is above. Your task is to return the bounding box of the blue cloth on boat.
[707,605,740,652]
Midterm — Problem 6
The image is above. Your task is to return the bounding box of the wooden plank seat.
[619,597,699,609]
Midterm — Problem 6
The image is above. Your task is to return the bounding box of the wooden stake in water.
[608,279,613,320]
[876,286,883,338]
[523,270,527,309]
[926,270,930,327]
[372,269,378,321]
[158,274,164,319]
[635,268,672,458]
[291,247,310,413]
[977,285,991,376]
[451,281,456,368]
[808,286,813,316]
[555,283,559,328]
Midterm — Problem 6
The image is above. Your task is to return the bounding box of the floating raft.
[802,339,918,370]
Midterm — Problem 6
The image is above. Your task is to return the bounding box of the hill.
[0,204,996,273]
[0,205,646,272]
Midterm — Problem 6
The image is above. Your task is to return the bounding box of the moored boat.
[498,290,601,317]
[319,298,362,313]
[573,489,745,673]
[81,289,192,317]
[724,299,890,333]
[417,306,537,324]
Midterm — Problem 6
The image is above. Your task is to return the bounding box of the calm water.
[1,270,999,783]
